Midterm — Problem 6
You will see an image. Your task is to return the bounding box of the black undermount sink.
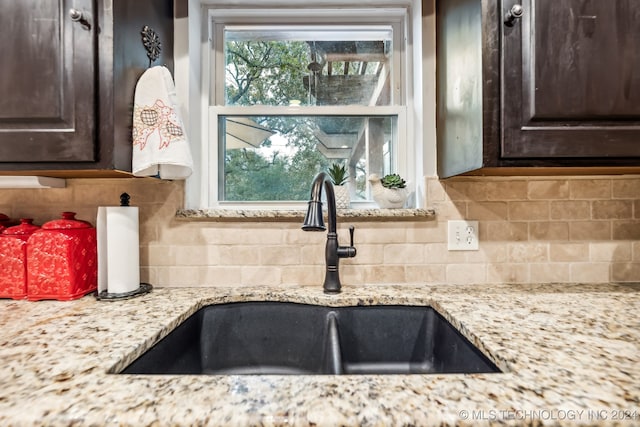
[120,302,500,375]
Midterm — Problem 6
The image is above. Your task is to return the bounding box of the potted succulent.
[327,162,350,209]
[369,173,409,209]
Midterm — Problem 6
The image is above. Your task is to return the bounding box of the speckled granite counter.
[175,208,435,222]
[0,283,639,426]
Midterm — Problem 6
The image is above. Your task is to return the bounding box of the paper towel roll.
[97,206,140,294]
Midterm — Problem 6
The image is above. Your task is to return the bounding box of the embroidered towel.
[132,66,193,179]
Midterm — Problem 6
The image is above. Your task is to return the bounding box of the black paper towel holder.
[96,282,152,301]
[95,193,153,301]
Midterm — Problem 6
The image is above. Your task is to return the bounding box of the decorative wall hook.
[141,25,162,67]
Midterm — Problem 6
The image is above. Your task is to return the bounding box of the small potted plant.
[327,162,350,209]
[369,173,409,209]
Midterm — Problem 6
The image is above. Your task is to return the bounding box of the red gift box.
[27,212,97,301]
[0,219,40,299]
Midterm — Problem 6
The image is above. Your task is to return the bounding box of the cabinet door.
[502,0,640,160]
[0,0,96,162]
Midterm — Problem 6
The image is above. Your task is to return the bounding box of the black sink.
[120,302,500,375]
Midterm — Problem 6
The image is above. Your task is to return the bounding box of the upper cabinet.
[0,0,173,176]
[437,0,640,177]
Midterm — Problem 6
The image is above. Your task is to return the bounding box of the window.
[188,3,422,209]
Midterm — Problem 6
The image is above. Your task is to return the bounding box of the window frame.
[187,1,423,210]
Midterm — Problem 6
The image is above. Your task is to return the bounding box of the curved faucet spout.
[301,172,337,233]
[301,172,356,294]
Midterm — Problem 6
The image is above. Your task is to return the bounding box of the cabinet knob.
[69,8,91,30]
[504,4,524,27]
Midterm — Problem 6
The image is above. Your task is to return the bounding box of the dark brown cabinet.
[0,0,173,176]
[437,0,640,177]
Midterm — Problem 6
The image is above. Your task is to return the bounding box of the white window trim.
[180,0,424,210]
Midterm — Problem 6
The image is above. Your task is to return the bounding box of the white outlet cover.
[447,220,479,251]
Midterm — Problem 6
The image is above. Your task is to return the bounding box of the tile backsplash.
[1,175,639,287]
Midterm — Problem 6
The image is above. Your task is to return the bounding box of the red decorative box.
[0,219,40,299]
[26,212,97,301]
[0,213,11,230]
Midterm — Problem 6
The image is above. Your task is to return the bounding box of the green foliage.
[221,39,337,201]
[381,173,406,189]
[225,40,310,106]
[327,163,348,186]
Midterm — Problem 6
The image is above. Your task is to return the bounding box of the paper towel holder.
[95,193,153,301]
[96,282,153,301]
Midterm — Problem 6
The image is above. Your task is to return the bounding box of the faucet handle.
[337,225,357,259]
[349,225,355,247]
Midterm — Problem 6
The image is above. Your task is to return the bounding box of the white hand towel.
[132,66,193,179]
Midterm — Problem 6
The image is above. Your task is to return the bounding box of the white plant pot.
[334,184,350,209]
[372,187,408,209]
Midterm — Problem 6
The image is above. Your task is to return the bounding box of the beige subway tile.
[424,243,467,264]
[240,266,282,286]
[611,263,640,282]
[570,179,611,200]
[426,178,447,202]
[156,266,201,286]
[549,243,589,262]
[430,201,467,220]
[487,264,529,283]
[569,221,611,241]
[144,245,177,266]
[286,227,329,245]
[405,265,446,283]
[467,202,508,221]
[612,178,640,199]
[139,223,161,244]
[570,262,610,283]
[529,222,569,241]
[528,180,569,200]
[200,266,243,286]
[198,226,287,245]
[404,221,445,244]
[340,264,365,284]
[301,244,325,265]
[219,245,263,266]
[592,200,633,220]
[140,266,156,285]
[445,263,486,284]
[612,220,640,240]
[27,188,75,206]
[160,224,208,245]
[73,183,136,207]
[356,223,414,244]
[530,263,570,283]
[484,221,528,242]
[550,201,591,220]
[153,267,172,286]
[508,243,549,263]
[259,245,302,266]
[384,244,425,264]
[466,244,508,264]
[444,180,488,201]
[508,201,550,221]
[635,201,640,219]
[281,265,324,286]
[634,242,640,261]
[590,242,632,262]
[350,244,384,265]
[486,181,528,201]
[172,245,222,266]
[361,265,406,284]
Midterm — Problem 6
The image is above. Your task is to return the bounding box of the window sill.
[175,208,436,223]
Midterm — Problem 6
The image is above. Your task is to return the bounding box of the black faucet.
[302,172,357,294]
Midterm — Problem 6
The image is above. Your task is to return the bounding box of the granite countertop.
[175,208,436,222]
[0,283,639,426]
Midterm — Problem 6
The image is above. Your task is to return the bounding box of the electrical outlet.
[447,220,479,251]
